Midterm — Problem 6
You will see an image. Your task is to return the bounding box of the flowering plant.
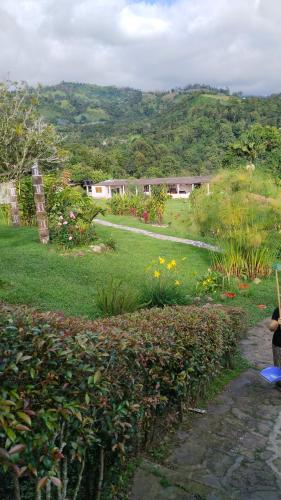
[50,210,96,248]
[141,257,189,307]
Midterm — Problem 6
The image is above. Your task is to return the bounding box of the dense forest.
[37,82,281,180]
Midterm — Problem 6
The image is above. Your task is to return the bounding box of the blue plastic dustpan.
[260,366,281,383]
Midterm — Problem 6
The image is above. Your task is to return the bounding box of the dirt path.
[130,319,281,499]
[94,219,219,252]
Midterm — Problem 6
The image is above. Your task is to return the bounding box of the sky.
[0,0,280,95]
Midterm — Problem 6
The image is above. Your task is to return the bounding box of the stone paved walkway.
[95,219,219,252]
[130,318,281,499]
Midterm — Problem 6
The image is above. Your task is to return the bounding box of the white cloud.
[0,0,280,94]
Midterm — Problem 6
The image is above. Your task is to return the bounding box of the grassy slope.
[0,223,275,325]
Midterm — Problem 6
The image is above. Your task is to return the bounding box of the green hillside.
[37,82,281,178]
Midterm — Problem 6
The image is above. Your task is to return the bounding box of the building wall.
[87,185,111,199]
[88,182,209,199]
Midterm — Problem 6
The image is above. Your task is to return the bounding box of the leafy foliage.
[35,82,281,179]
[0,82,63,180]
[108,187,168,224]
[0,303,243,499]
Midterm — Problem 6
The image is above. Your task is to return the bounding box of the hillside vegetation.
[37,82,281,178]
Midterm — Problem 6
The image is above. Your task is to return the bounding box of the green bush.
[48,186,104,248]
[108,187,169,224]
[0,303,243,499]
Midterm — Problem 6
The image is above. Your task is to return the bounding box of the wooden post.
[9,181,21,226]
[32,162,49,244]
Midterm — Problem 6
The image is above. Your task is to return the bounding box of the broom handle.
[276,270,281,319]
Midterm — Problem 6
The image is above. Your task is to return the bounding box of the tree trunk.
[31,162,49,244]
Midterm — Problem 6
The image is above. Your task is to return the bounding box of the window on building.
[95,187,102,193]
[167,185,177,194]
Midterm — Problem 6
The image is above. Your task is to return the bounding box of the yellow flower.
[167,260,176,270]
[175,280,181,286]
[154,270,161,278]
[159,257,165,264]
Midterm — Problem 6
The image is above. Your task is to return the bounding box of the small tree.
[0,81,63,180]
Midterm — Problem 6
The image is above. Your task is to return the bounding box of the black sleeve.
[272,307,280,320]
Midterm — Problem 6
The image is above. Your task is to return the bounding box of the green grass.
[99,199,198,239]
[0,224,209,318]
[0,223,276,324]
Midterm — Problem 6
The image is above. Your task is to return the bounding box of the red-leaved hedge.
[0,303,244,499]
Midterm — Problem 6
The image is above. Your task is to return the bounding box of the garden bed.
[0,303,244,499]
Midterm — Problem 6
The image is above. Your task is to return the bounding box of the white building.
[85,176,211,199]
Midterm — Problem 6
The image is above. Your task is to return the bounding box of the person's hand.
[278,318,281,325]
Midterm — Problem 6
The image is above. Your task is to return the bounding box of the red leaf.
[257,304,267,309]
[50,476,62,488]
[224,292,236,298]
[38,477,48,490]
[14,424,31,432]
[18,466,27,478]
[9,444,26,455]
[238,283,249,289]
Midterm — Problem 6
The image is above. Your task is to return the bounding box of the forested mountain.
[38,82,281,179]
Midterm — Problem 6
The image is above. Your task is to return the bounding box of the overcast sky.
[0,0,280,95]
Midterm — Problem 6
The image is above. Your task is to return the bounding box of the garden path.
[130,318,281,499]
[95,219,219,252]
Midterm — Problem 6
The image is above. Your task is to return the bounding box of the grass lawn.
[98,198,201,240]
[0,223,276,325]
[0,224,210,318]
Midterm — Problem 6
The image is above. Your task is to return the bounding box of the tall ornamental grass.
[190,168,281,278]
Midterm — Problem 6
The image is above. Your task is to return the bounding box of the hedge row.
[0,303,244,499]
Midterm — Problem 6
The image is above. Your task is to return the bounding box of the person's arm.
[269,319,279,332]
[270,308,281,331]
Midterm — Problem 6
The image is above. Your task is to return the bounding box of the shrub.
[0,303,243,499]
[48,187,104,248]
[49,210,97,248]
[141,257,189,308]
[107,187,169,224]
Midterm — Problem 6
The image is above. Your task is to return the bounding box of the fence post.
[32,162,49,244]
[9,181,21,226]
